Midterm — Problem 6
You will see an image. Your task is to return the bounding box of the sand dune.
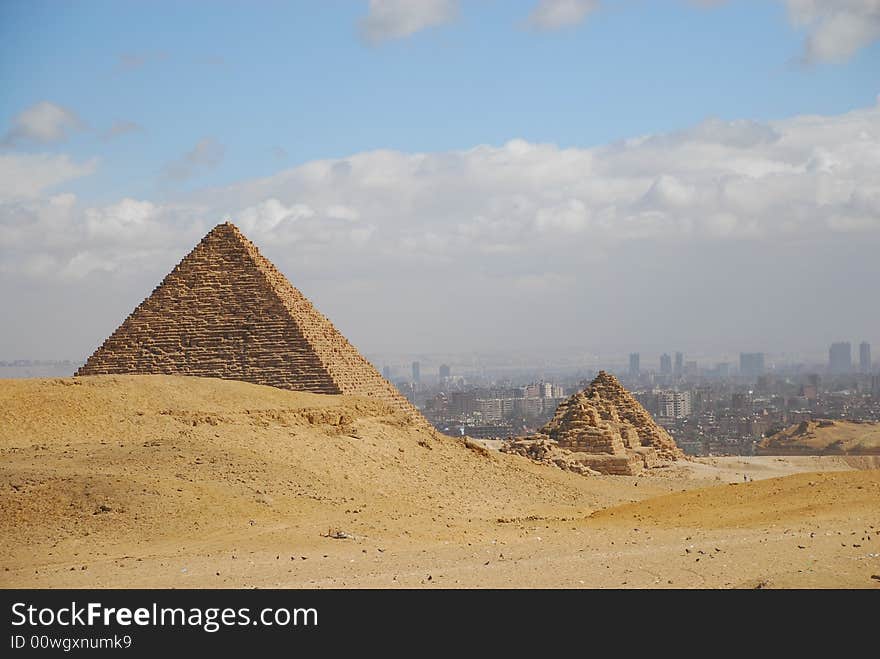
[758,419,880,455]
[1,375,878,589]
[592,470,880,528]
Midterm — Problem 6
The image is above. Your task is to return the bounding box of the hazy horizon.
[2,1,879,361]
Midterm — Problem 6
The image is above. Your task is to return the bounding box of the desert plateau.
[2,375,878,589]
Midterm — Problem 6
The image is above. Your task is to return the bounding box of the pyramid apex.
[204,221,251,244]
[593,370,618,383]
[211,220,241,232]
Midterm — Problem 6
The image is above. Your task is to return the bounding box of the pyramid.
[76,222,423,422]
[536,371,684,473]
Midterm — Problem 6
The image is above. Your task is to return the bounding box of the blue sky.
[3,0,878,201]
[1,1,879,361]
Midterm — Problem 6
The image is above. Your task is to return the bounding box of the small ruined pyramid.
[76,222,423,422]
[539,371,684,473]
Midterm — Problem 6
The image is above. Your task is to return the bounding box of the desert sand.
[758,419,880,455]
[2,375,878,589]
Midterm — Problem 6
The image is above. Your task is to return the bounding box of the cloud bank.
[0,153,97,201]
[2,102,879,356]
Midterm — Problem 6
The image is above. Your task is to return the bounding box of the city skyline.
[4,339,876,376]
[409,344,880,451]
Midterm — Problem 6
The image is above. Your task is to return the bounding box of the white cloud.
[359,0,458,44]
[2,103,879,355]
[527,0,600,30]
[0,153,97,202]
[535,199,590,232]
[0,193,209,280]
[161,137,225,183]
[2,102,84,145]
[786,0,880,63]
[237,198,375,252]
[85,198,160,240]
[326,204,361,222]
[6,101,878,278]
[237,198,315,235]
[179,104,880,268]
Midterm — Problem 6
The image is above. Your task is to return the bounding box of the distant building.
[674,352,684,377]
[450,391,477,416]
[629,353,640,377]
[522,397,543,417]
[828,342,852,374]
[731,392,750,412]
[659,391,692,419]
[859,342,871,373]
[477,398,503,422]
[439,364,451,379]
[461,424,514,439]
[382,365,392,381]
[412,361,421,383]
[739,352,765,379]
[541,382,553,398]
[660,353,672,375]
[684,360,698,378]
[524,383,540,398]
[395,380,416,402]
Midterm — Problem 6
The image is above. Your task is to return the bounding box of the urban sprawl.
[384,341,880,456]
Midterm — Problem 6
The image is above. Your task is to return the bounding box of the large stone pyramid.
[76,222,423,422]
[527,371,684,474]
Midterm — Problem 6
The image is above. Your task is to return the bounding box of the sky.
[1,0,879,364]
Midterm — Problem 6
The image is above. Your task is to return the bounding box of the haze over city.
[2,0,879,362]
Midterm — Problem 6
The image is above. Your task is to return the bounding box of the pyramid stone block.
[76,222,423,422]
